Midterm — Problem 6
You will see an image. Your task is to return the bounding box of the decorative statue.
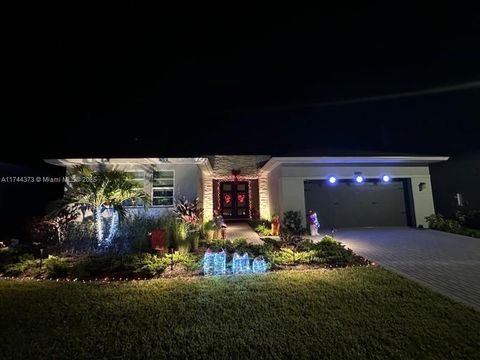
[308,210,320,236]
[271,214,280,236]
[213,209,227,240]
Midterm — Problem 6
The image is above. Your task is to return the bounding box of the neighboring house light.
[152,170,174,206]
[455,193,464,207]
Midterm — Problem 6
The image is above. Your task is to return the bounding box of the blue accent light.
[328,176,337,184]
[213,250,226,275]
[252,257,268,273]
[382,175,391,182]
[232,252,242,274]
[355,175,364,183]
[242,253,251,273]
[203,249,214,276]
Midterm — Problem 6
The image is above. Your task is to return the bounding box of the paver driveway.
[331,227,480,310]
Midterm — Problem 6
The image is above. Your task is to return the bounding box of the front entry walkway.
[326,227,480,310]
[225,222,263,244]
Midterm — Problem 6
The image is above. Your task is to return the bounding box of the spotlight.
[328,176,337,184]
[355,175,364,183]
[382,175,390,182]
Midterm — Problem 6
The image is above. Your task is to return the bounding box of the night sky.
[2,3,480,161]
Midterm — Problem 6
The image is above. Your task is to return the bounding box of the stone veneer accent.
[259,173,270,220]
[209,155,270,177]
[202,173,214,221]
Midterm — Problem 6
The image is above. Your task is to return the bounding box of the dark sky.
[2,3,480,161]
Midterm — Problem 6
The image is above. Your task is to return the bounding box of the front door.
[220,181,249,219]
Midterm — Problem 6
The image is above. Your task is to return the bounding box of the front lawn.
[1,268,479,359]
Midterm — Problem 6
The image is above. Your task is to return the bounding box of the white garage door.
[304,180,409,229]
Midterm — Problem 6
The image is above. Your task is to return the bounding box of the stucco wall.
[276,164,435,228]
[267,165,282,219]
[410,176,435,227]
[67,163,200,219]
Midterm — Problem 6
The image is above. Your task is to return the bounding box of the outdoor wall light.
[328,176,337,184]
[355,175,364,183]
[382,175,391,182]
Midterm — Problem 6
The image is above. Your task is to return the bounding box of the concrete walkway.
[323,227,480,310]
[225,222,263,244]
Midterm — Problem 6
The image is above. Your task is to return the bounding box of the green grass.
[0,267,479,359]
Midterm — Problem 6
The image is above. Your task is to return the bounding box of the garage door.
[304,180,409,229]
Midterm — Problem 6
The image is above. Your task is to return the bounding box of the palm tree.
[57,165,150,248]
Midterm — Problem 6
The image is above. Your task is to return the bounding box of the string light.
[104,210,119,246]
[95,207,119,248]
[232,252,242,274]
[252,256,268,273]
[95,206,104,243]
[217,178,254,218]
[242,253,251,273]
[213,250,226,275]
[203,248,214,276]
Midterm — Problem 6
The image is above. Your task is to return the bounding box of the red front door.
[220,181,249,219]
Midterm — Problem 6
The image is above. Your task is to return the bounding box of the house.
[45,155,448,228]
[430,152,480,218]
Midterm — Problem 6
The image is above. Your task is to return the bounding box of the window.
[123,171,145,207]
[152,170,174,206]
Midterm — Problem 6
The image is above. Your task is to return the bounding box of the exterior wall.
[264,165,282,219]
[410,176,435,227]
[249,179,260,218]
[277,164,435,228]
[430,153,480,217]
[67,163,200,219]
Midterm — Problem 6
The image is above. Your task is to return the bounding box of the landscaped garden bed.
[0,235,371,281]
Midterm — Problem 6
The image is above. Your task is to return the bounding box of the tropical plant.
[54,165,150,249]
[44,255,68,278]
[173,196,203,226]
[163,216,190,252]
[280,210,305,247]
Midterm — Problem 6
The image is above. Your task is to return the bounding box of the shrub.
[261,237,281,251]
[249,218,272,231]
[254,224,272,236]
[425,214,462,233]
[73,255,125,278]
[131,253,168,277]
[173,197,203,226]
[163,216,190,252]
[44,255,68,278]
[464,210,480,229]
[188,230,201,251]
[5,254,40,277]
[281,211,304,235]
[62,221,97,252]
[265,235,358,267]
[167,252,201,271]
[280,211,305,246]
[116,215,164,253]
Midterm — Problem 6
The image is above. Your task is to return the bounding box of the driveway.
[329,227,480,310]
